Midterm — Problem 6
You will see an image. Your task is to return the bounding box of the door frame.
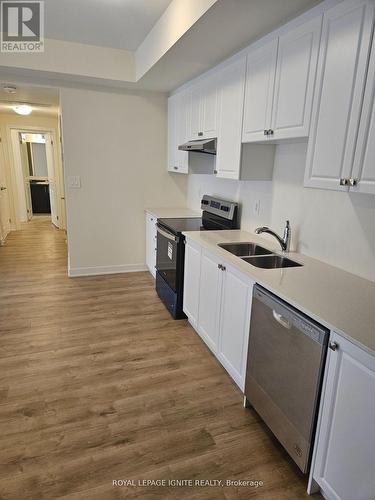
[6,125,65,230]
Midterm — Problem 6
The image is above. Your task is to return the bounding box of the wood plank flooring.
[0,218,319,499]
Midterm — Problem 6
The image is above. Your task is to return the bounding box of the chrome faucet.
[255,220,291,252]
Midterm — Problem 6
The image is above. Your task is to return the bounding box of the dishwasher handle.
[272,310,292,329]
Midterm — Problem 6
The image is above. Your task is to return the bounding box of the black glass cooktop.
[158,217,203,235]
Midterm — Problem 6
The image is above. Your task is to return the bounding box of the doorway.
[9,127,65,230]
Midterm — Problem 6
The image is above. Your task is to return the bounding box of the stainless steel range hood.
[178,138,216,155]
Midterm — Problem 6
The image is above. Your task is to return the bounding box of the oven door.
[156,224,179,291]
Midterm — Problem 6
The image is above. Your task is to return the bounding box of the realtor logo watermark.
[1,0,44,52]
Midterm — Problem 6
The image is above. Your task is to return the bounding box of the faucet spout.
[255,220,291,252]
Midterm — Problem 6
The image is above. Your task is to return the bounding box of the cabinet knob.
[221,265,226,272]
[213,170,218,174]
[173,166,178,170]
[349,178,358,187]
[264,130,268,136]
[268,129,274,135]
[339,178,349,186]
[329,341,339,351]
[198,132,203,137]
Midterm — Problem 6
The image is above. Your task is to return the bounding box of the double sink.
[218,242,302,269]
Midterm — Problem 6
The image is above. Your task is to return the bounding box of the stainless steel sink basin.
[241,255,303,269]
[218,242,272,257]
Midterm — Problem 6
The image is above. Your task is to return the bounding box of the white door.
[271,16,322,140]
[183,239,201,328]
[304,0,375,191]
[167,94,178,172]
[176,90,189,174]
[0,139,11,243]
[242,38,278,143]
[145,213,157,278]
[45,134,59,227]
[197,249,223,354]
[218,264,254,390]
[200,73,221,139]
[189,82,202,140]
[351,32,375,195]
[313,333,375,500]
[216,56,246,180]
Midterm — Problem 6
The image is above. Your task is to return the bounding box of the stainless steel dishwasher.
[244,285,329,473]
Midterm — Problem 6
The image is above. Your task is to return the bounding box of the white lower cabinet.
[312,332,375,500]
[217,263,253,390]
[183,239,201,329]
[183,239,255,390]
[145,212,157,278]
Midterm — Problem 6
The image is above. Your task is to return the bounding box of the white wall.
[60,87,187,276]
[187,142,375,283]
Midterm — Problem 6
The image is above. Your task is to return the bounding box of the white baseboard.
[68,263,148,277]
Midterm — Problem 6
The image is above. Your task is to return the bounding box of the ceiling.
[44,0,173,50]
[0,84,59,115]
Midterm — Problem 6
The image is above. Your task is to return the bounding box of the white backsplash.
[187,142,375,282]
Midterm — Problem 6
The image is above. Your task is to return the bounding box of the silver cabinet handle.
[268,129,274,135]
[264,130,268,136]
[329,341,338,351]
[349,178,358,187]
[340,178,349,186]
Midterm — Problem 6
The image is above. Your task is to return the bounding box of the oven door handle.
[156,225,179,243]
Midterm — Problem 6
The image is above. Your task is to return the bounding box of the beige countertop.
[183,229,375,356]
[145,207,201,219]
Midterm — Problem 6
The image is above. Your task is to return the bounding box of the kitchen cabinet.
[312,332,375,500]
[189,72,221,140]
[351,31,375,195]
[167,91,189,174]
[182,239,201,329]
[197,249,223,353]
[184,240,255,390]
[242,38,278,143]
[215,56,246,180]
[242,16,321,143]
[145,212,157,278]
[217,263,253,390]
[304,0,375,191]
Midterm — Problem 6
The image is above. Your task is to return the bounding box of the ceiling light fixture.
[12,104,33,115]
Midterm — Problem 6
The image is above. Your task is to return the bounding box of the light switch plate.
[67,176,81,188]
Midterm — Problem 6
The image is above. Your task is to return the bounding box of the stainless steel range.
[155,195,239,319]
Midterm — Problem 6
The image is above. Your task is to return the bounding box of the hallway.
[0,219,313,499]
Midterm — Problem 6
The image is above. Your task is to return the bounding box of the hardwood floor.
[0,218,319,499]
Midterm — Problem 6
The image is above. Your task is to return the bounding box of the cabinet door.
[145,213,157,278]
[197,249,223,354]
[351,34,375,195]
[304,0,375,191]
[201,73,221,139]
[313,333,375,500]
[175,91,189,174]
[242,38,278,143]
[216,56,246,180]
[189,83,202,140]
[271,16,322,140]
[167,94,178,172]
[183,240,201,328]
[218,264,254,390]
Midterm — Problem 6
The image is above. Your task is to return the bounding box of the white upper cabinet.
[242,38,278,143]
[189,73,221,140]
[242,15,321,143]
[304,0,375,191]
[167,91,189,174]
[271,16,322,140]
[351,32,375,195]
[216,56,247,179]
[313,332,375,500]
